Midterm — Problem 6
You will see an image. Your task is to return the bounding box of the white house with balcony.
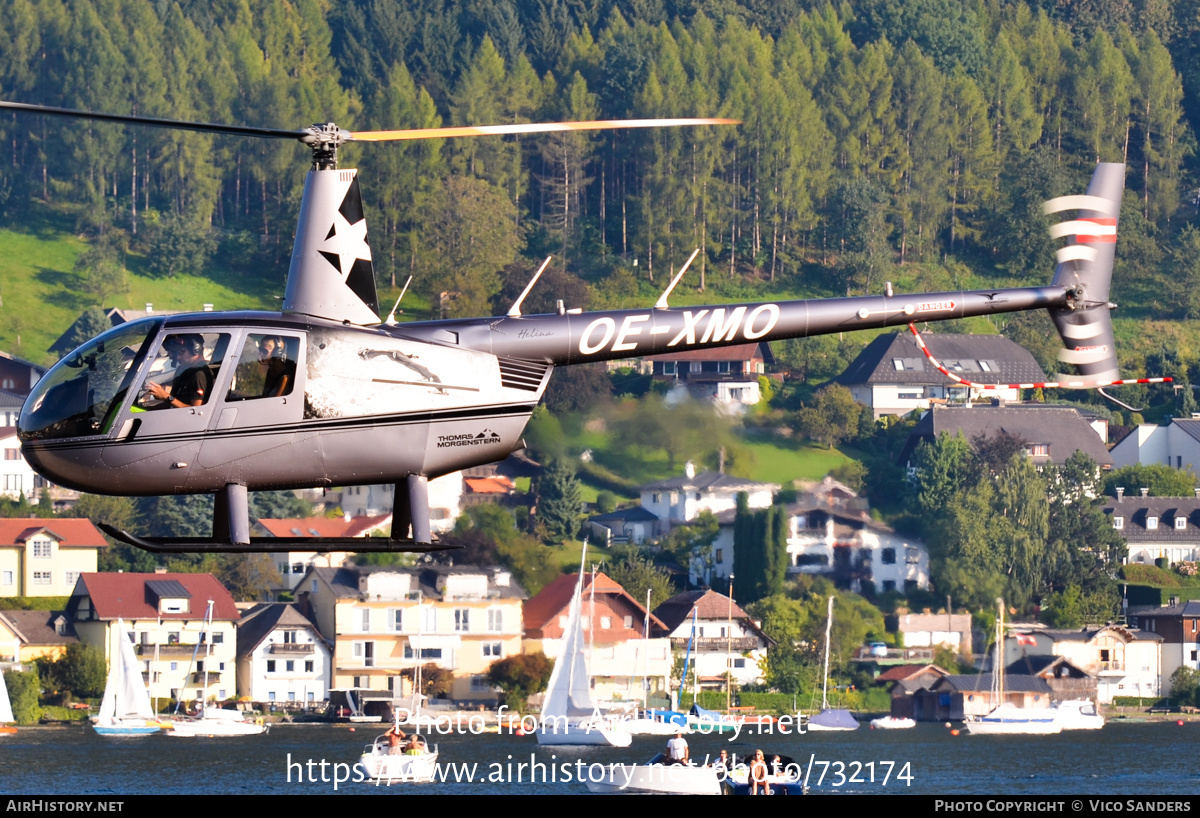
[1003,624,1164,704]
[654,590,772,689]
[639,463,778,537]
[236,603,331,705]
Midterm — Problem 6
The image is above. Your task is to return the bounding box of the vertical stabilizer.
[1045,163,1124,382]
[283,168,381,324]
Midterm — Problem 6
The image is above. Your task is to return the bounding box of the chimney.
[685,461,695,479]
[1116,487,1124,501]
[203,303,213,312]
[145,303,153,314]
[1141,487,1149,497]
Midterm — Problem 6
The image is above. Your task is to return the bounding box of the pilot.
[146,334,213,408]
[258,336,294,397]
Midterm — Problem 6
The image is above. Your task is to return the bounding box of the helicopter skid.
[97,524,458,554]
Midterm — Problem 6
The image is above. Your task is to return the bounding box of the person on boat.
[386,722,408,755]
[711,749,730,777]
[749,749,771,795]
[666,730,689,765]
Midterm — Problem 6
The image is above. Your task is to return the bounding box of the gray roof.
[640,470,778,493]
[236,602,325,657]
[588,506,659,525]
[306,564,527,601]
[146,579,191,600]
[1128,600,1200,620]
[1167,418,1200,445]
[1004,655,1091,679]
[1104,497,1200,542]
[0,610,77,646]
[900,405,1112,467]
[836,333,1046,387]
[936,673,1053,694]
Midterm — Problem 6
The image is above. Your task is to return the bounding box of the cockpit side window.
[133,332,231,411]
[225,334,299,401]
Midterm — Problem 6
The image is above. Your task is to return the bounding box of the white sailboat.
[170,600,267,738]
[0,664,16,735]
[94,617,162,735]
[807,596,859,731]
[537,541,631,747]
[965,599,1061,736]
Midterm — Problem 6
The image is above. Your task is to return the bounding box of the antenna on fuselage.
[654,248,701,310]
[385,276,413,326]
[507,256,553,318]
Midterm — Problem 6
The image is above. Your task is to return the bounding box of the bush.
[5,668,42,725]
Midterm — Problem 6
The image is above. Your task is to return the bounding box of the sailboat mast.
[995,598,1005,708]
[822,595,834,710]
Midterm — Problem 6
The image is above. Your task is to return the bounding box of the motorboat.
[585,753,722,795]
[357,731,440,784]
[1052,699,1104,730]
[869,716,916,730]
[725,752,807,795]
[94,617,163,736]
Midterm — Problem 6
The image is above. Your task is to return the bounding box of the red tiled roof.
[0,518,107,548]
[464,477,514,494]
[256,514,391,539]
[875,664,948,683]
[76,573,239,621]
[522,571,666,638]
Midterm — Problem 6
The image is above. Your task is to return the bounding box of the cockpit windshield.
[19,318,159,441]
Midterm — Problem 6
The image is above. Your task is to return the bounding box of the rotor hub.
[301,123,352,170]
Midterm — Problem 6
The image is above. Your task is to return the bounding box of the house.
[252,514,390,594]
[1002,625,1164,704]
[1110,418,1200,473]
[337,472,463,533]
[298,564,526,705]
[653,589,772,689]
[646,342,773,408]
[925,673,1054,719]
[0,390,25,429]
[878,663,951,720]
[1103,491,1200,566]
[1127,598,1200,694]
[1003,655,1097,702]
[835,333,1046,419]
[522,571,671,706]
[640,464,778,537]
[0,518,107,597]
[67,572,241,704]
[0,609,78,662]
[890,612,974,656]
[0,350,47,398]
[235,602,332,705]
[585,506,659,546]
[696,492,930,594]
[898,404,1113,471]
[0,427,44,501]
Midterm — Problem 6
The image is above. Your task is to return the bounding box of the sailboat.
[537,541,632,747]
[170,601,267,738]
[964,599,1060,736]
[807,596,859,731]
[0,665,16,735]
[94,617,162,735]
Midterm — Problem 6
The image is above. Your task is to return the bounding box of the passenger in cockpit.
[145,334,213,408]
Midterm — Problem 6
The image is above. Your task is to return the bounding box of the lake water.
[3,719,1198,795]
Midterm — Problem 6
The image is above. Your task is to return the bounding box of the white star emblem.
[318,213,371,279]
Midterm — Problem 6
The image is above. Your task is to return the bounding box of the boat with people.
[725,751,807,795]
[94,617,164,736]
[584,752,723,795]
[357,724,440,784]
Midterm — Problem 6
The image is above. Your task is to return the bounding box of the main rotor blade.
[0,100,308,141]
[349,117,740,142]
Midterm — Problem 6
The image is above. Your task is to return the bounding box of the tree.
[5,667,41,725]
[795,385,862,449]
[535,459,585,543]
[441,505,559,595]
[605,552,676,611]
[74,232,128,304]
[910,432,970,523]
[486,652,553,711]
[47,642,106,700]
[143,210,217,278]
[399,662,454,699]
[215,553,281,601]
[732,500,788,605]
[1104,464,1198,497]
[541,363,612,415]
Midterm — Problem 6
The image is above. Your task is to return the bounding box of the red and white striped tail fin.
[1044,163,1124,383]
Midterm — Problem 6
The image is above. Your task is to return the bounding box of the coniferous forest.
[3,0,1200,327]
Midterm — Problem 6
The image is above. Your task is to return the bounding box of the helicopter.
[2,100,1150,554]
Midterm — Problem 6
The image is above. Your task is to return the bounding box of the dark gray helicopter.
[4,101,1142,553]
